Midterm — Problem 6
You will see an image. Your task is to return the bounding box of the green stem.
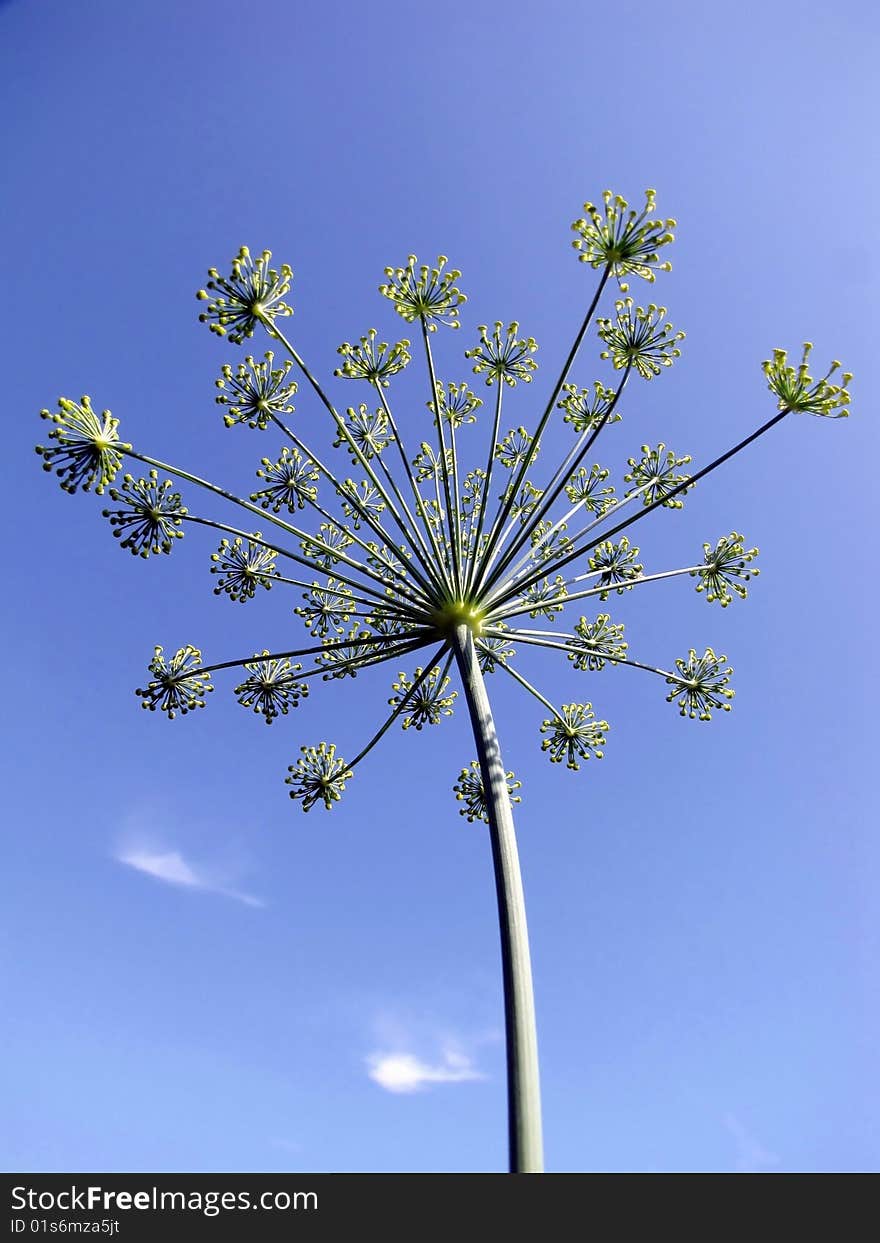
[450,624,543,1174]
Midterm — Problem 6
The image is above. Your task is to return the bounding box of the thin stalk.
[178,513,414,610]
[421,320,463,595]
[266,321,443,597]
[197,628,434,679]
[373,384,455,595]
[483,627,671,679]
[478,364,630,598]
[125,448,423,607]
[488,567,701,624]
[348,644,449,768]
[476,265,612,581]
[464,382,504,596]
[450,624,543,1174]
[491,408,791,611]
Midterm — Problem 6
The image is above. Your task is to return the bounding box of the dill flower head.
[571,189,675,290]
[197,247,293,344]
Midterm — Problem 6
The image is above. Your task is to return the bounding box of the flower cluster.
[540,704,608,770]
[197,247,293,343]
[763,343,852,417]
[215,351,297,430]
[35,188,853,831]
[567,614,627,671]
[571,189,675,288]
[689,533,759,607]
[335,329,411,385]
[454,761,522,824]
[251,446,319,512]
[235,653,309,723]
[624,444,693,509]
[211,536,278,601]
[558,381,622,433]
[135,645,213,719]
[286,743,353,811]
[665,648,734,720]
[389,665,457,730]
[102,471,187,557]
[36,396,127,495]
[466,322,538,387]
[379,255,466,330]
[597,299,685,380]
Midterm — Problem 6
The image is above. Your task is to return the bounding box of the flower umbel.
[763,343,852,417]
[571,189,675,289]
[429,381,483,428]
[665,648,734,720]
[466,322,538,387]
[540,704,608,770]
[286,742,353,811]
[210,536,278,602]
[335,329,411,386]
[215,351,297,429]
[251,446,319,512]
[558,381,622,433]
[567,614,627,671]
[692,534,759,606]
[588,537,643,598]
[597,299,685,380]
[624,443,693,508]
[102,471,186,557]
[36,396,127,495]
[454,761,522,824]
[197,247,293,344]
[379,254,466,330]
[235,653,309,723]
[389,665,457,730]
[135,645,213,719]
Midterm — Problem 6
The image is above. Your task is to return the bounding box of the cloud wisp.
[367,1048,485,1094]
[115,845,265,908]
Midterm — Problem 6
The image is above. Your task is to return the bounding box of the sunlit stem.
[196,627,434,677]
[450,624,543,1174]
[489,566,701,623]
[475,265,612,586]
[497,407,792,608]
[421,319,463,595]
[484,627,672,679]
[265,321,442,596]
[464,382,503,596]
[347,644,450,768]
[479,365,630,598]
[490,656,563,721]
[295,632,434,682]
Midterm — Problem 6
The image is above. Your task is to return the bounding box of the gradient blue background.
[2,0,876,1172]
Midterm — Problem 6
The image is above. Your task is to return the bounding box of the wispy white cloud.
[724,1114,779,1173]
[367,1048,485,1093]
[115,845,265,908]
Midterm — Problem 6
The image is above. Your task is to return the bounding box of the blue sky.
[2,0,877,1173]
